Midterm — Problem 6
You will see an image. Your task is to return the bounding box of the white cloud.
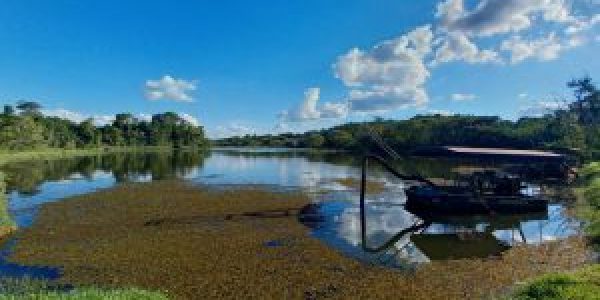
[42,109,115,126]
[565,14,600,34]
[451,93,477,101]
[280,88,349,122]
[436,0,575,37]
[500,32,579,64]
[93,115,117,126]
[428,109,454,116]
[179,113,201,126]
[42,109,89,123]
[144,75,197,102]
[432,32,500,65]
[518,93,529,99]
[136,113,153,122]
[334,25,433,112]
[348,86,428,112]
[519,101,566,117]
[212,123,256,138]
[274,0,597,125]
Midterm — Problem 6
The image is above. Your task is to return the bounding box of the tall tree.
[16,101,42,117]
[3,105,14,116]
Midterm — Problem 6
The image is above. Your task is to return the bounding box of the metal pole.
[360,156,368,248]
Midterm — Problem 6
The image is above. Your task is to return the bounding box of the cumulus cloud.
[428,109,455,116]
[279,88,349,122]
[451,93,477,101]
[276,0,597,123]
[334,25,433,112]
[565,14,600,34]
[212,123,256,139]
[500,32,581,64]
[519,101,566,117]
[144,75,197,102]
[42,109,89,123]
[43,109,114,126]
[432,32,500,65]
[436,0,575,37]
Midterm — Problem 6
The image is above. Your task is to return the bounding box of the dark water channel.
[0,148,582,277]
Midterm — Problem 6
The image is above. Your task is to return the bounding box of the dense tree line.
[217,77,600,157]
[0,102,208,150]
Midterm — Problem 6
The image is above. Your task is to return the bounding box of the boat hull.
[405,187,548,215]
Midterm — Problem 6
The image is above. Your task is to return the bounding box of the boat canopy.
[413,146,567,163]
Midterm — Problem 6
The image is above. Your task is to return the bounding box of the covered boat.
[404,185,548,215]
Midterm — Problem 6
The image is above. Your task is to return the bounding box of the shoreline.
[509,162,600,298]
[0,146,208,240]
[0,149,597,298]
[0,146,208,167]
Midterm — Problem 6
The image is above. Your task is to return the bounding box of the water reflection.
[304,195,580,268]
[0,148,581,270]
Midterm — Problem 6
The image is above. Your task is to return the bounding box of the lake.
[0,148,582,274]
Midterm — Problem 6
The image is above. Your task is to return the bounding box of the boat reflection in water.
[300,189,579,269]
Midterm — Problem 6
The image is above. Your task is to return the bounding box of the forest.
[217,77,600,157]
[0,102,208,150]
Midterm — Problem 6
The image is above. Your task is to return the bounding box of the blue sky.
[1,0,599,138]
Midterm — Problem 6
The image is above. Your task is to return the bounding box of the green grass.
[0,278,168,300]
[580,162,600,181]
[511,265,600,300]
[577,163,600,245]
[510,162,600,299]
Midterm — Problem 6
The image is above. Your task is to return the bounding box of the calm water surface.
[0,148,582,274]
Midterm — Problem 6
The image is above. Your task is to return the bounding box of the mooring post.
[360,155,368,248]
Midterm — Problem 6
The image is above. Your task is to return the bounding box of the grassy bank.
[0,146,189,167]
[8,180,588,299]
[0,277,167,300]
[511,265,600,300]
[509,162,600,299]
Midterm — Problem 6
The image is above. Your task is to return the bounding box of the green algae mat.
[5,181,590,299]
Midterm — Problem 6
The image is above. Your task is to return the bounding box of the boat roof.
[413,146,567,163]
[445,147,564,158]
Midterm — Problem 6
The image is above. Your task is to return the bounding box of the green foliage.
[305,133,325,148]
[0,103,208,151]
[0,116,45,150]
[0,277,167,300]
[577,162,600,245]
[15,101,42,117]
[3,105,15,116]
[511,265,600,300]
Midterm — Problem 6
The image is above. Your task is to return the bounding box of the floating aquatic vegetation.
[8,181,590,299]
[334,177,386,194]
[0,172,17,240]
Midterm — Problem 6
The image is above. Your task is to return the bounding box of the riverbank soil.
[7,181,590,299]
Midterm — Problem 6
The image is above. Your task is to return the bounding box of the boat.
[404,184,548,215]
